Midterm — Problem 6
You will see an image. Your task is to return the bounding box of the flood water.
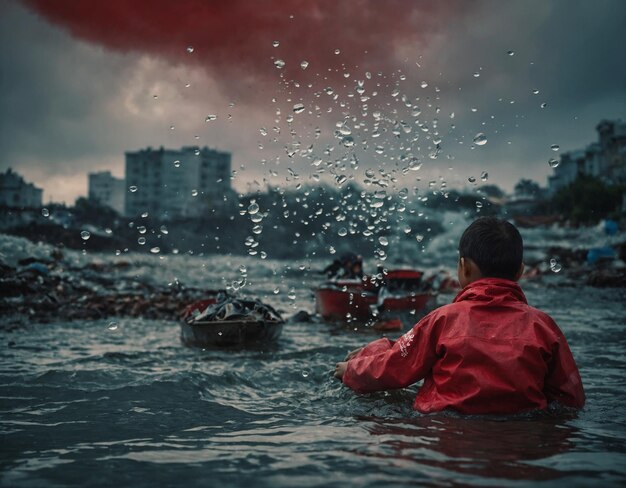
[2,223,626,487]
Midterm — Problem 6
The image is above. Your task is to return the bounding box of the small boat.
[180,296,284,347]
[314,269,437,329]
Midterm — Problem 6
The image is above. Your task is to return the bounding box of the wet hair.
[458,217,523,281]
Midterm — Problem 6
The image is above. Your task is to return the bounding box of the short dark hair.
[458,217,523,280]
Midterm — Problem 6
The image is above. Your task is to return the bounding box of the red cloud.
[23,0,471,97]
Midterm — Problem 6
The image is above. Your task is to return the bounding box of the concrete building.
[548,120,626,194]
[88,171,125,215]
[0,168,43,208]
[124,146,232,219]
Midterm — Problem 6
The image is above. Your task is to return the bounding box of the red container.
[314,285,377,320]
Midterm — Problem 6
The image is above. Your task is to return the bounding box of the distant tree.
[73,197,119,226]
[551,175,623,225]
[478,184,505,199]
[514,179,542,198]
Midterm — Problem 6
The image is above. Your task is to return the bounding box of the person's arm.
[334,338,397,379]
[340,313,441,393]
[544,331,585,408]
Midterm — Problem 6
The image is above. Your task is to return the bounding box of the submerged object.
[586,246,616,265]
[512,214,562,228]
[314,269,437,329]
[180,295,284,347]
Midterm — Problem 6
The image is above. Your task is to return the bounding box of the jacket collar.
[453,277,528,305]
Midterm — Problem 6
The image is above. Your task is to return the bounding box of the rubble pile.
[0,259,209,328]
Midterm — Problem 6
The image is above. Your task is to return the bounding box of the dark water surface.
[2,252,626,487]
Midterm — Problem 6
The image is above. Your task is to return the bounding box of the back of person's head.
[458,217,523,281]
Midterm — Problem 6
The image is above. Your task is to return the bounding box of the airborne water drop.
[473,133,488,146]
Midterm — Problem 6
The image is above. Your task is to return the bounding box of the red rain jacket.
[343,278,585,414]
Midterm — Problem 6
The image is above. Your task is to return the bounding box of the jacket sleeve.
[544,330,585,408]
[342,313,441,393]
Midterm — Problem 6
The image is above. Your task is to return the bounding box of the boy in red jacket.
[334,217,585,414]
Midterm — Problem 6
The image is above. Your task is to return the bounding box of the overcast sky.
[1,0,625,203]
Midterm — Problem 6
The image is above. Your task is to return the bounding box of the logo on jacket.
[399,330,415,358]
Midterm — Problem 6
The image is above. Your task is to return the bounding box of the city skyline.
[1,0,625,203]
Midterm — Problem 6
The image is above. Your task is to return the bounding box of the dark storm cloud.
[0,2,138,167]
[407,0,626,188]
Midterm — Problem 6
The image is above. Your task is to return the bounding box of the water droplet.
[173,160,181,168]
[129,185,138,193]
[150,247,160,254]
[379,236,389,246]
[481,171,488,181]
[473,72,480,78]
[41,208,49,217]
[475,201,483,208]
[239,265,247,274]
[473,133,488,146]
[420,81,428,88]
[540,102,547,109]
[138,237,146,245]
[334,49,340,55]
[248,202,260,215]
[272,40,280,48]
[137,226,147,234]
[274,59,286,69]
[273,287,280,294]
[301,370,310,378]
[337,122,352,136]
[205,114,217,122]
[191,189,198,197]
[468,176,476,183]
[532,89,539,95]
[288,289,296,300]
[160,225,169,234]
[107,321,119,331]
[550,144,560,152]
[507,50,515,56]
[186,46,194,54]
[300,60,309,70]
[550,259,562,273]
[408,158,422,171]
[338,227,347,237]
[341,136,354,148]
[549,158,560,168]
[415,234,424,243]
[293,103,305,114]
[252,224,263,235]
[80,230,91,240]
